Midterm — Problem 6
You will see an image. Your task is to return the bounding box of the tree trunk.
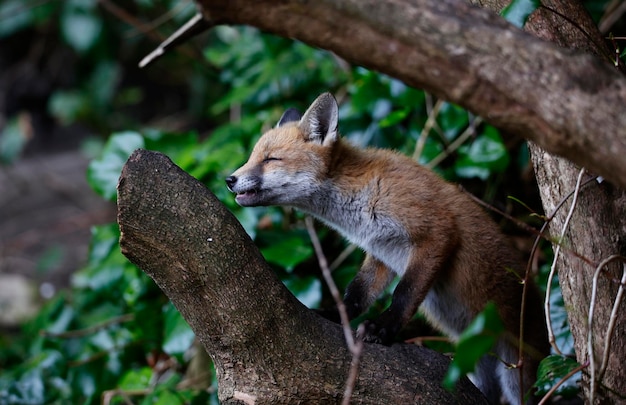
[471,1,626,402]
[529,146,626,404]
[117,149,487,404]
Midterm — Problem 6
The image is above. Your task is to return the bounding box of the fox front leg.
[359,247,443,345]
[314,255,392,324]
[343,254,395,321]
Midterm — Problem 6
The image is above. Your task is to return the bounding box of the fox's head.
[226,92,339,207]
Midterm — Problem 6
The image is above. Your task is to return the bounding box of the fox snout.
[225,174,257,194]
[225,175,237,191]
[225,174,264,207]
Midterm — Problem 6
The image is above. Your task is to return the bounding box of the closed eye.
[263,157,281,163]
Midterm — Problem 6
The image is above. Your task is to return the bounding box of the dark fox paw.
[357,320,394,345]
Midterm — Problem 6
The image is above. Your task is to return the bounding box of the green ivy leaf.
[379,108,410,128]
[143,129,198,169]
[443,302,504,390]
[283,276,322,308]
[118,367,153,390]
[0,117,28,164]
[438,102,469,140]
[0,1,34,38]
[86,224,120,266]
[42,305,75,336]
[60,1,102,53]
[350,69,392,113]
[48,90,90,125]
[87,131,144,201]
[501,0,540,28]
[455,126,510,180]
[145,382,186,405]
[162,303,195,359]
[535,355,580,397]
[87,61,121,112]
[260,234,313,271]
[72,225,129,292]
[68,363,97,401]
[0,350,70,404]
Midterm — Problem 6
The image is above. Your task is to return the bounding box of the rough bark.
[194,0,626,191]
[117,149,487,404]
[184,0,626,402]
[529,147,626,404]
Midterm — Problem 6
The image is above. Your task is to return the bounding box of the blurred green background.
[1,0,622,403]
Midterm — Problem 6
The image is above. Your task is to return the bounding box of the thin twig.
[40,314,135,338]
[544,168,586,354]
[538,360,588,405]
[524,175,598,273]
[426,116,483,169]
[329,244,358,272]
[599,0,626,34]
[412,99,443,162]
[124,0,193,39]
[404,335,452,345]
[305,217,363,405]
[588,255,626,403]
[98,0,201,64]
[462,189,542,236]
[598,261,626,380]
[343,325,365,405]
[67,341,139,367]
[98,0,164,43]
[463,175,597,266]
[102,388,145,405]
[463,171,598,404]
[102,370,216,405]
[539,5,614,63]
[305,217,355,348]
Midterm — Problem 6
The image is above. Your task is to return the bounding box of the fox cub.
[226,93,548,404]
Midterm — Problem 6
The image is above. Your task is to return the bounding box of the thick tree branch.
[117,150,487,404]
[191,0,626,190]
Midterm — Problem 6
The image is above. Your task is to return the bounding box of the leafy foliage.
[0,0,589,402]
[454,126,510,180]
[535,355,581,397]
[0,222,201,404]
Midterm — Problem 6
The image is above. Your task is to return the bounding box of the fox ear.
[277,108,302,127]
[299,92,338,146]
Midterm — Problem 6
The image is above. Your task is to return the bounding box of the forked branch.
[116,149,487,404]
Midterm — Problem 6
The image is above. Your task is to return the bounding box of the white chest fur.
[302,183,411,276]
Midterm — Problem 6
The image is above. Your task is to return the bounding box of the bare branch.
[544,168,586,355]
[304,217,364,405]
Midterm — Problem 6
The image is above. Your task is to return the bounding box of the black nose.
[225,176,237,189]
